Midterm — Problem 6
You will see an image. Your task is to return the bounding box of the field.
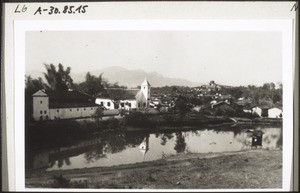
[26,149,282,189]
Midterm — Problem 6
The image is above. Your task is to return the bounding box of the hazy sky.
[26,31,282,86]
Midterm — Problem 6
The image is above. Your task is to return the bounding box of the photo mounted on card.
[2,1,297,192]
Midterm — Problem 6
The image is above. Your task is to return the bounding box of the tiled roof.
[36,90,99,109]
[126,89,140,99]
[96,88,138,100]
[49,102,100,109]
[235,99,252,106]
[212,101,231,108]
[141,78,151,86]
[32,90,47,97]
[47,90,95,101]
[135,90,145,101]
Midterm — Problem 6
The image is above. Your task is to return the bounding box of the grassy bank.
[25,149,282,189]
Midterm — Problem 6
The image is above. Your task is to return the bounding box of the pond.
[26,125,282,171]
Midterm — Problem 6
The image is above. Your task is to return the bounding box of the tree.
[43,63,74,91]
[174,132,186,153]
[77,72,107,97]
[92,107,104,126]
[25,75,44,94]
[174,95,193,117]
[270,82,276,90]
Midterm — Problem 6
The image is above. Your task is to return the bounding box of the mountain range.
[26,66,202,88]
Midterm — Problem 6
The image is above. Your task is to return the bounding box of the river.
[26,124,282,171]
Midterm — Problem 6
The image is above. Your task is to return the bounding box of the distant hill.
[73,66,202,87]
[26,66,202,88]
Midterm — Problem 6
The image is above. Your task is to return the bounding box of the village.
[31,78,283,123]
[25,64,283,189]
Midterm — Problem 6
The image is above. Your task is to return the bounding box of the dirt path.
[26,149,282,189]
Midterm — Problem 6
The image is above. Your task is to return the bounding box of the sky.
[26,31,282,86]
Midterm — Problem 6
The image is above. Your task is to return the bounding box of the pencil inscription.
[34,5,88,15]
[14,4,27,13]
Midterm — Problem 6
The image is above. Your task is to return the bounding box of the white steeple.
[140,78,151,106]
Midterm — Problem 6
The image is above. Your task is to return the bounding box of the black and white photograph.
[24,30,285,189]
[2,1,297,192]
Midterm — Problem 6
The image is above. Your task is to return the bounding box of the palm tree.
[43,63,74,91]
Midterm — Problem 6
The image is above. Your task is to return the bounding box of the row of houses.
[208,98,283,118]
[32,78,282,121]
[32,78,151,121]
[244,106,282,118]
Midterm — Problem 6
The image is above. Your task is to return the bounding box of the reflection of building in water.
[27,138,106,170]
[252,130,264,147]
[139,135,150,158]
[245,129,264,148]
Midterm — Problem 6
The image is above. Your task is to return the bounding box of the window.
[121,103,124,107]
[70,109,72,111]
[44,110,47,114]
[128,103,131,107]
[40,101,42,104]
[84,108,86,111]
[40,110,43,114]
[100,102,103,106]
[57,110,59,112]
[143,87,145,89]
[107,102,111,107]
[77,108,79,111]
[91,108,93,110]
[143,103,146,107]
[138,103,141,108]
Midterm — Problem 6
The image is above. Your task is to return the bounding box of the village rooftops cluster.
[32,79,283,121]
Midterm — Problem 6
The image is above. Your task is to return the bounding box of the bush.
[50,175,88,188]
[200,109,213,116]
[124,111,156,128]
[162,114,178,126]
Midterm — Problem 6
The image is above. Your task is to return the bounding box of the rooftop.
[141,78,151,86]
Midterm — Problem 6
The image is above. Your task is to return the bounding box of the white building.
[32,90,100,121]
[95,98,115,110]
[119,99,137,111]
[268,107,283,118]
[95,78,151,111]
[136,78,151,108]
[251,106,262,117]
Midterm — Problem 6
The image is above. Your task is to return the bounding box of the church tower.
[140,78,151,107]
[139,135,149,159]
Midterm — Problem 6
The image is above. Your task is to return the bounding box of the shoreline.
[28,115,282,130]
[25,149,282,189]
[26,116,282,150]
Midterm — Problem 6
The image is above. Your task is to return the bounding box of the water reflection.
[174,132,187,153]
[139,134,150,158]
[26,125,282,171]
[159,133,174,146]
[84,148,106,164]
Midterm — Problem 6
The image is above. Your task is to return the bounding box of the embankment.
[25,149,282,189]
